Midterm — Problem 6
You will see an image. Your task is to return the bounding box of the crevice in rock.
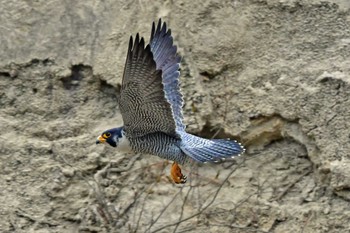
[197,114,321,168]
[60,64,92,90]
[0,58,55,80]
[317,75,348,91]
[242,115,286,148]
[196,120,239,140]
[242,114,331,191]
[199,64,229,80]
[0,71,10,77]
[99,78,120,96]
[21,58,55,68]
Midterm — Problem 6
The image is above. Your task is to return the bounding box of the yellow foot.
[170,162,187,184]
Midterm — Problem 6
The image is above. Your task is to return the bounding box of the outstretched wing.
[150,19,185,132]
[119,34,179,138]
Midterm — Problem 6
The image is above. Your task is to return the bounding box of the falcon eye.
[103,132,111,138]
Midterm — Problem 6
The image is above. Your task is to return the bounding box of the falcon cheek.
[108,139,117,147]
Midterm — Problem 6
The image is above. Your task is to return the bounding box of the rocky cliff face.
[1,0,350,232]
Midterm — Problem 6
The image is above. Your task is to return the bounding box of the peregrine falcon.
[96,19,245,184]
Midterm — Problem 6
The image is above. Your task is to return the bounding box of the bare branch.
[150,157,246,233]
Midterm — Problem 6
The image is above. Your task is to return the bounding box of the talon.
[170,162,187,184]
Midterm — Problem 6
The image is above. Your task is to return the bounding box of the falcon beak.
[96,135,106,144]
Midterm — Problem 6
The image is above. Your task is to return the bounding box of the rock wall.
[1,0,350,232]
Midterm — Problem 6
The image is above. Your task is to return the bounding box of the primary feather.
[150,19,185,132]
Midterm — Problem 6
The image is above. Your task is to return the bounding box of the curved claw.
[170,162,187,184]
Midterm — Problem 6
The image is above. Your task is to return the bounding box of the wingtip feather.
[128,36,133,51]
[157,18,162,32]
[151,21,156,41]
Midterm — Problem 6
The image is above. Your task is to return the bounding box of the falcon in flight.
[96,19,245,184]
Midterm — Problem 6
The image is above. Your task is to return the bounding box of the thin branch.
[133,178,161,233]
[173,186,193,232]
[271,168,312,201]
[15,208,58,227]
[145,187,185,233]
[108,154,141,173]
[151,158,246,233]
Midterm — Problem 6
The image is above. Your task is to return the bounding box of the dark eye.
[103,132,111,138]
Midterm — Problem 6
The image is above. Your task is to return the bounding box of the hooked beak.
[96,135,106,144]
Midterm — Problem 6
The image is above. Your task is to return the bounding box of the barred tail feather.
[180,133,245,163]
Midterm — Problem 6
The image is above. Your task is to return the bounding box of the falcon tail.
[180,133,245,163]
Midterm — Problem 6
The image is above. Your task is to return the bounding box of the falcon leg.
[170,162,187,184]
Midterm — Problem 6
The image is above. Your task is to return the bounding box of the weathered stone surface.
[1,0,350,232]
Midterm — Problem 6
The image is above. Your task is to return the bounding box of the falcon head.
[96,127,124,148]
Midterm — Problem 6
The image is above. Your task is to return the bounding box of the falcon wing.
[119,34,178,138]
[150,19,185,132]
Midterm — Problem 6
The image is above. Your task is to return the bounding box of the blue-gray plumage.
[96,19,245,183]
